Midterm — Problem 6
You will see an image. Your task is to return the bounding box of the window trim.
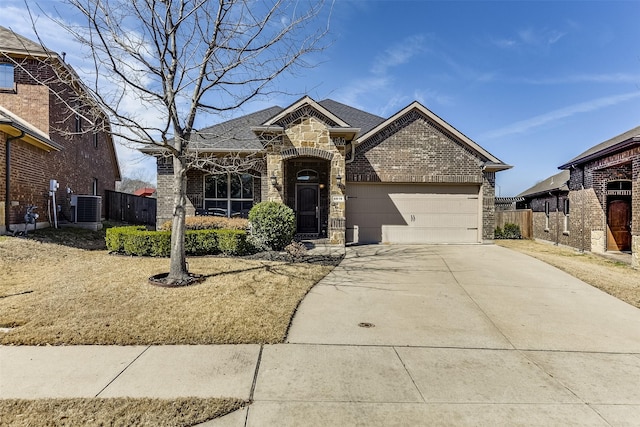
[203,172,254,218]
[563,199,570,235]
[0,63,15,90]
[544,201,550,232]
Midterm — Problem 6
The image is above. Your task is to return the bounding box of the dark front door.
[297,184,319,234]
[607,199,631,251]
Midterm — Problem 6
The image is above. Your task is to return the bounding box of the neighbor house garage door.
[346,183,481,244]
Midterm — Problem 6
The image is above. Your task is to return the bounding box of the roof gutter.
[559,137,639,169]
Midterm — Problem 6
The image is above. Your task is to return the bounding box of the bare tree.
[26,0,329,284]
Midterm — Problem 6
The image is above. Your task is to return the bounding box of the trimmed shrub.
[248,202,296,251]
[159,216,249,231]
[105,226,145,252]
[121,229,171,257]
[104,225,252,256]
[217,230,253,255]
[495,223,522,239]
[186,229,223,255]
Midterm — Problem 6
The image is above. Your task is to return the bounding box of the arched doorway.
[284,158,330,237]
[606,180,632,252]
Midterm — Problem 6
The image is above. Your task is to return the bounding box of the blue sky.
[4,0,640,196]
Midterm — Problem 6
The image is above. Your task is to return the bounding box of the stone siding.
[264,116,347,244]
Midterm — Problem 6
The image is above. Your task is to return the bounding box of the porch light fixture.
[270,174,278,187]
[336,174,342,187]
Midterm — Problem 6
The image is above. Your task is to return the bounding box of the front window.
[204,173,254,217]
[544,201,550,231]
[563,199,570,234]
[0,63,14,90]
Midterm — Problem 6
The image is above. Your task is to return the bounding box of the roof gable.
[356,101,510,171]
[261,96,350,128]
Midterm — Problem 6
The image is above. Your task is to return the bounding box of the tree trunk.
[168,155,189,283]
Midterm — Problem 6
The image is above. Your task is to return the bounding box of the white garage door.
[346,183,481,244]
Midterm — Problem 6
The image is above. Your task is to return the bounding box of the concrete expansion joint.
[248,344,264,402]
[94,345,151,398]
[393,346,426,403]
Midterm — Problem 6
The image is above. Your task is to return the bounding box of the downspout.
[5,130,24,233]
[345,141,356,165]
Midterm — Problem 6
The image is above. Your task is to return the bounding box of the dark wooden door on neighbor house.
[296,184,319,234]
[607,199,631,251]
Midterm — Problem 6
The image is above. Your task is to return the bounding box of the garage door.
[346,183,481,244]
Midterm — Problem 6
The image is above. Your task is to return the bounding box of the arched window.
[297,169,318,182]
[606,180,632,191]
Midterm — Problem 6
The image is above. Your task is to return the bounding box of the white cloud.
[522,73,640,85]
[482,91,640,140]
[370,34,427,75]
[493,27,567,50]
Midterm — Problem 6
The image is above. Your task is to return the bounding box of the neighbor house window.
[93,132,98,148]
[0,63,14,89]
[563,198,570,234]
[204,173,254,218]
[544,201,550,231]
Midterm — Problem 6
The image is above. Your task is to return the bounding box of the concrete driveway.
[246,245,640,426]
[3,245,639,426]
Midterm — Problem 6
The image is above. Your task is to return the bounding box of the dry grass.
[497,239,640,309]
[0,397,245,426]
[0,236,333,345]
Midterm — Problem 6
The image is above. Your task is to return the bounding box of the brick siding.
[347,111,495,240]
[0,56,119,229]
[527,145,638,266]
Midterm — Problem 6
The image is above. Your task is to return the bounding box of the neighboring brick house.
[0,26,120,233]
[516,126,639,268]
[151,96,511,245]
[517,170,570,245]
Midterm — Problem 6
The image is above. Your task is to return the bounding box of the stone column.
[329,149,346,245]
[266,151,283,202]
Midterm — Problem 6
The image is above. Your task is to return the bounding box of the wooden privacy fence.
[496,209,533,239]
[105,190,156,226]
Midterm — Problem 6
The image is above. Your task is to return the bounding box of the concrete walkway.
[2,245,640,426]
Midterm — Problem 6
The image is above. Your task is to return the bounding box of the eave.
[0,111,61,152]
[559,138,640,169]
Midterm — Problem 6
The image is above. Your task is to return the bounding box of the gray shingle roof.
[190,106,284,151]
[517,170,570,198]
[189,100,385,151]
[559,125,640,168]
[318,99,385,135]
[0,26,50,56]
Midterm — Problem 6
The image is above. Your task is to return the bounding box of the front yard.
[497,239,640,309]
[0,236,334,345]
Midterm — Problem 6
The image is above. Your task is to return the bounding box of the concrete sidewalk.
[1,245,640,426]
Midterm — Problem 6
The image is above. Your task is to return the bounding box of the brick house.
[516,126,639,267]
[151,96,511,245]
[0,26,120,233]
[516,170,570,245]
